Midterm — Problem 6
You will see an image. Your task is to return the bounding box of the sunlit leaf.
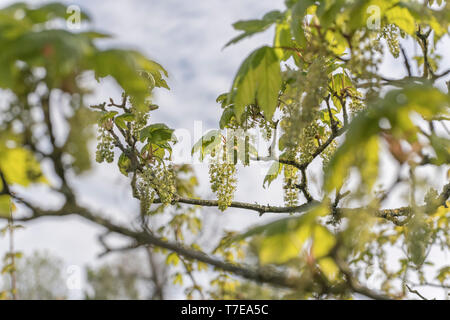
[0,147,47,186]
[229,46,281,121]
[225,10,284,47]
[311,225,336,259]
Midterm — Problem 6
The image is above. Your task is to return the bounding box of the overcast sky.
[0,0,448,299]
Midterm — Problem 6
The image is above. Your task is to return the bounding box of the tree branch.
[405,285,428,300]
[160,195,318,216]
[276,127,346,171]
[332,246,391,300]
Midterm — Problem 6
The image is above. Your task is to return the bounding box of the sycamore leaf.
[0,195,11,218]
[318,257,340,280]
[430,135,450,165]
[386,6,416,36]
[25,3,91,24]
[118,153,132,176]
[216,92,230,106]
[139,123,175,144]
[273,21,295,61]
[0,3,169,111]
[0,2,90,26]
[290,0,315,47]
[114,113,135,130]
[325,29,347,56]
[263,161,282,188]
[311,225,336,259]
[257,47,282,120]
[325,85,449,192]
[234,204,332,265]
[348,0,391,31]
[225,10,284,47]
[229,46,281,121]
[99,111,118,125]
[219,107,236,129]
[231,51,258,119]
[0,147,47,186]
[259,225,311,264]
[330,72,354,110]
[90,49,168,110]
[397,1,448,40]
[166,252,180,266]
[191,130,221,160]
[173,272,183,285]
[437,266,450,283]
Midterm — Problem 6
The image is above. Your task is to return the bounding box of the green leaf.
[114,113,134,130]
[360,136,379,191]
[90,50,161,110]
[0,3,168,110]
[173,272,183,285]
[99,111,118,123]
[274,21,295,61]
[0,146,47,186]
[26,3,91,24]
[386,6,416,36]
[325,85,449,192]
[347,0,390,31]
[234,204,330,265]
[430,134,450,165]
[149,143,169,161]
[78,31,111,39]
[311,225,336,259]
[437,266,450,283]
[290,0,314,47]
[166,252,180,266]
[0,2,91,26]
[0,195,11,218]
[257,47,282,120]
[229,46,281,121]
[225,10,284,47]
[233,19,272,33]
[318,257,340,280]
[259,225,311,264]
[330,72,353,100]
[118,153,132,176]
[191,130,221,160]
[316,0,345,29]
[263,161,282,188]
[219,107,236,129]
[139,123,175,144]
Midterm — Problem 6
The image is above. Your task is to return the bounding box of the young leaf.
[140,123,175,144]
[191,130,221,160]
[263,161,282,188]
[225,10,284,47]
[114,113,135,130]
[290,0,314,47]
[118,153,132,176]
[0,195,11,218]
[0,147,47,186]
[229,46,281,121]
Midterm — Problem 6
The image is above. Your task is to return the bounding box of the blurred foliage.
[85,254,146,300]
[0,0,449,300]
[0,1,169,193]
[1,251,67,300]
